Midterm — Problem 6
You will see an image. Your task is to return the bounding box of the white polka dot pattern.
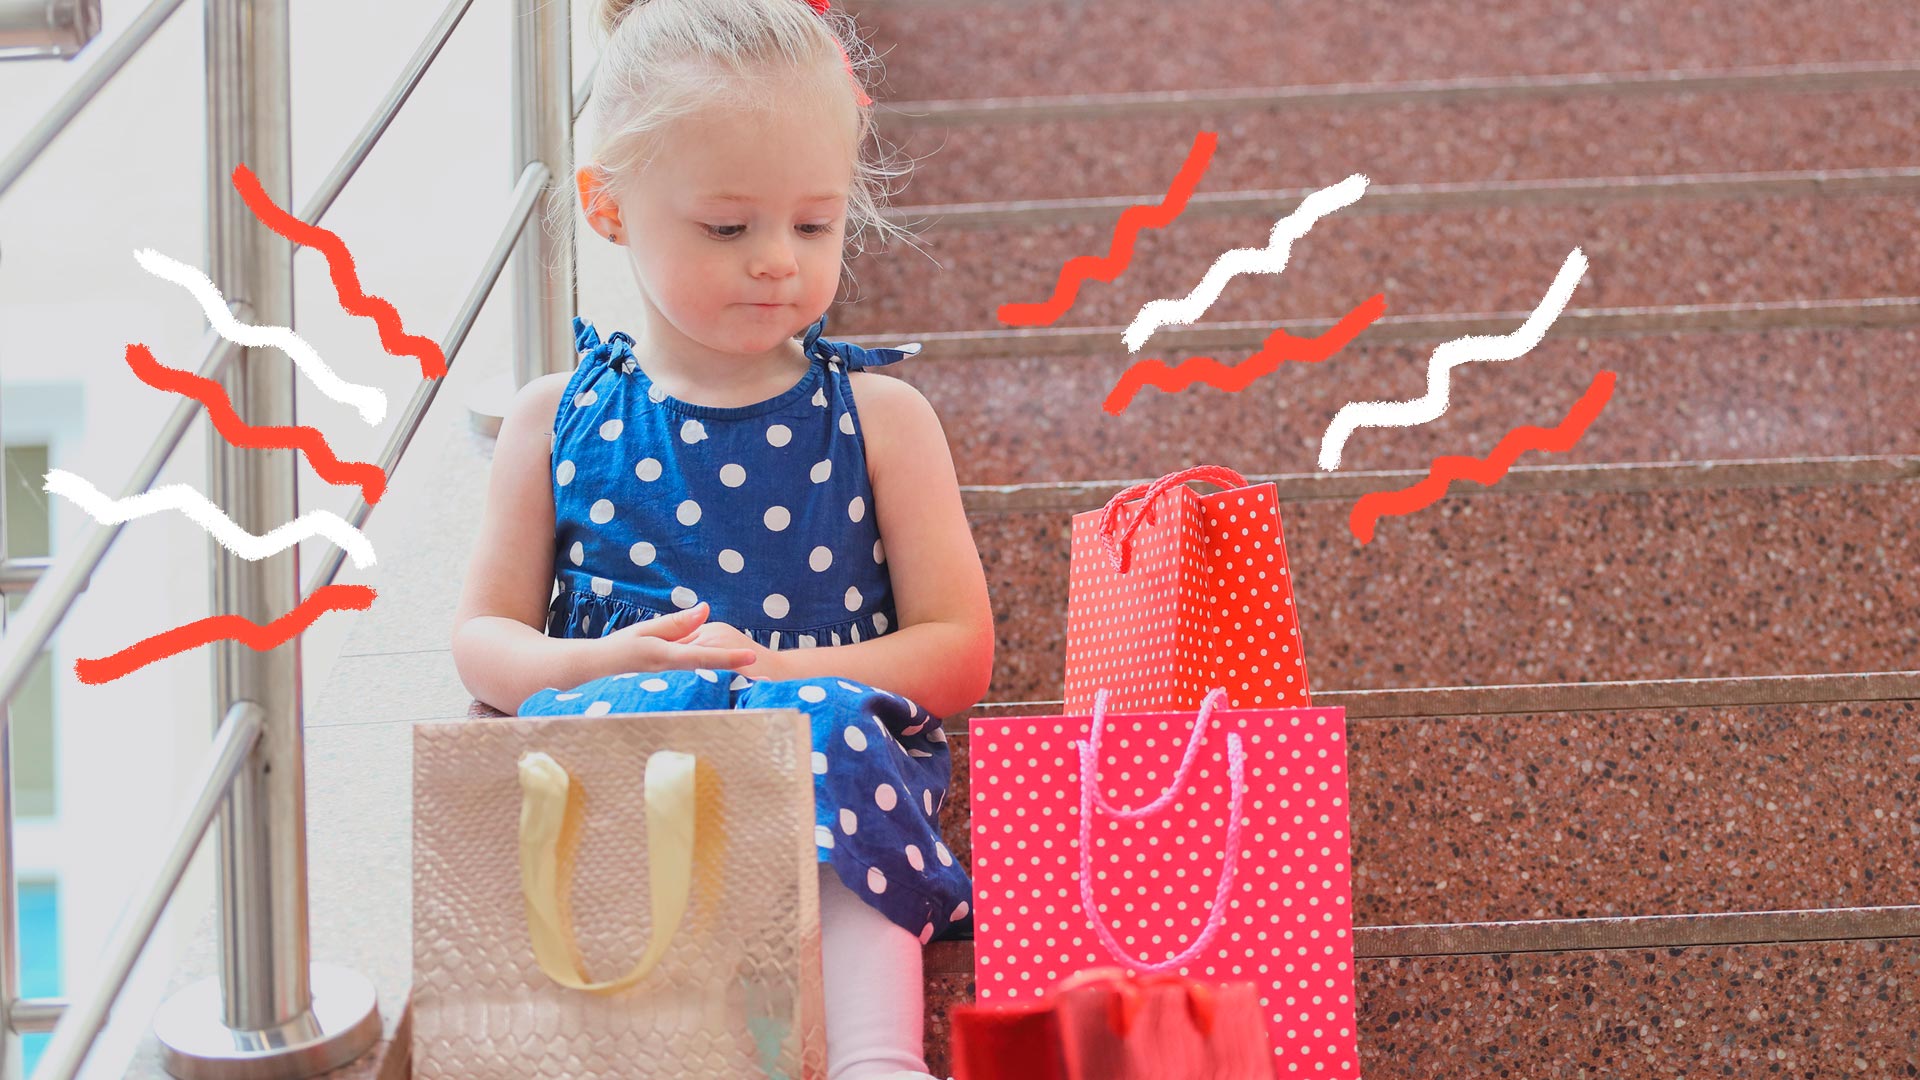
[1065,480,1313,713]
[970,705,1359,1076]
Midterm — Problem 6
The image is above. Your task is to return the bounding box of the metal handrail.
[0,0,191,199]
[0,557,50,596]
[574,58,595,121]
[0,319,247,713]
[32,703,263,1079]
[0,0,576,1074]
[304,160,550,598]
[298,0,476,228]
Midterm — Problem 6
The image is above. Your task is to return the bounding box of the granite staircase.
[825,0,1920,1073]
[296,1,1920,1076]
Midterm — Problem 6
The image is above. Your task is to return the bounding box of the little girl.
[448,1,993,1077]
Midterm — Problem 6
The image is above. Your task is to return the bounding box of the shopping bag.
[951,967,1272,1080]
[412,709,826,1079]
[970,688,1359,1079]
[1065,464,1312,713]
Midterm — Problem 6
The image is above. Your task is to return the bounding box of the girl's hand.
[674,617,781,674]
[597,603,759,673]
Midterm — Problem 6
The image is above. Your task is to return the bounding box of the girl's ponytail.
[596,0,647,36]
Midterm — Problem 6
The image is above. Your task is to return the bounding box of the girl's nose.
[751,236,798,280]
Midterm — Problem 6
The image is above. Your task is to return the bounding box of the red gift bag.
[1065,465,1312,713]
[952,967,1272,1080]
[971,688,1360,1079]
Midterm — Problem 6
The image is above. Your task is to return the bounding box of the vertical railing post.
[0,366,16,1078]
[510,0,575,385]
[147,1,379,1075]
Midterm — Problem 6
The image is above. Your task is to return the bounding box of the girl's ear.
[576,165,623,236]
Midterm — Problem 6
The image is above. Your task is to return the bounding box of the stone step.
[895,324,1920,485]
[919,934,1920,1077]
[961,473,1920,701]
[934,693,1920,923]
[830,191,1920,336]
[883,81,1920,207]
[847,0,1920,101]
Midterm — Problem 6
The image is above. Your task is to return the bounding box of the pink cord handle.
[1072,687,1247,975]
[1095,465,1249,574]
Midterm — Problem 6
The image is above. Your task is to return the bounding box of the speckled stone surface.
[899,326,1920,485]
[971,482,1920,702]
[923,970,973,1078]
[833,194,1920,336]
[885,88,1920,207]
[918,940,1920,1076]
[946,699,1920,921]
[1354,940,1919,1076]
[848,0,1920,101]
[1343,699,1920,924]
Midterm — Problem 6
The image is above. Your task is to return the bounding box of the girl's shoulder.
[844,369,942,478]
[511,370,575,440]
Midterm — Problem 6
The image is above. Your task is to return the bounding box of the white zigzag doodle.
[44,469,378,569]
[1317,247,1589,471]
[133,247,389,425]
[1120,173,1370,354]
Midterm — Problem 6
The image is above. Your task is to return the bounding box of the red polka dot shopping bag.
[1065,465,1313,713]
[949,965,1274,1080]
[969,688,1361,1078]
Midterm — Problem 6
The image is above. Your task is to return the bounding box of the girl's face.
[594,71,860,363]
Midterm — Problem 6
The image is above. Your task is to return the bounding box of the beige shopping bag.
[411,709,826,1079]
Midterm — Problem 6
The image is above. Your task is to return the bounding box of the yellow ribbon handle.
[517,748,697,994]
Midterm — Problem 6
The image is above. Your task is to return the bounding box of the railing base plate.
[152,962,381,1080]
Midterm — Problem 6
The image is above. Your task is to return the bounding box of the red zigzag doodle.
[1103,294,1386,414]
[997,131,1219,329]
[1349,370,1618,544]
[75,586,378,685]
[123,342,388,504]
[229,162,448,379]
[74,163,443,683]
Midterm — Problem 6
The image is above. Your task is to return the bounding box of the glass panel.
[3,443,57,818]
[3,443,50,559]
[17,879,60,1076]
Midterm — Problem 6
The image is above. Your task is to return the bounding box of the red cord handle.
[1095,465,1248,574]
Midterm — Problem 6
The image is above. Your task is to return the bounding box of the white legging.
[819,862,944,1080]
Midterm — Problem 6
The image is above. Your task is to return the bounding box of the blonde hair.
[550,0,927,300]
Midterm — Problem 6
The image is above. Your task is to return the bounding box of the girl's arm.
[449,373,754,714]
[757,373,995,719]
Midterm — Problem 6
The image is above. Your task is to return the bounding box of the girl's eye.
[701,222,838,240]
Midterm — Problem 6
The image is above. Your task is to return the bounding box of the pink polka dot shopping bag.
[970,690,1360,1075]
[1065,465,1313,713]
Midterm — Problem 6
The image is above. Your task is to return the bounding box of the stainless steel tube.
[303,162,550,597]
[0,0,100,60]
[509,0,574,385]
[200,0,311,1034]
[0,557,50,596]
[0,0,185,196]
[0,322,243,715]
[296,0,477,228]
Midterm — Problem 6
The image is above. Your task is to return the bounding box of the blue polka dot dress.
[519,313,975,945]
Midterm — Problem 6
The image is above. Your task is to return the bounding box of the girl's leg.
[818,863,943,1080]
